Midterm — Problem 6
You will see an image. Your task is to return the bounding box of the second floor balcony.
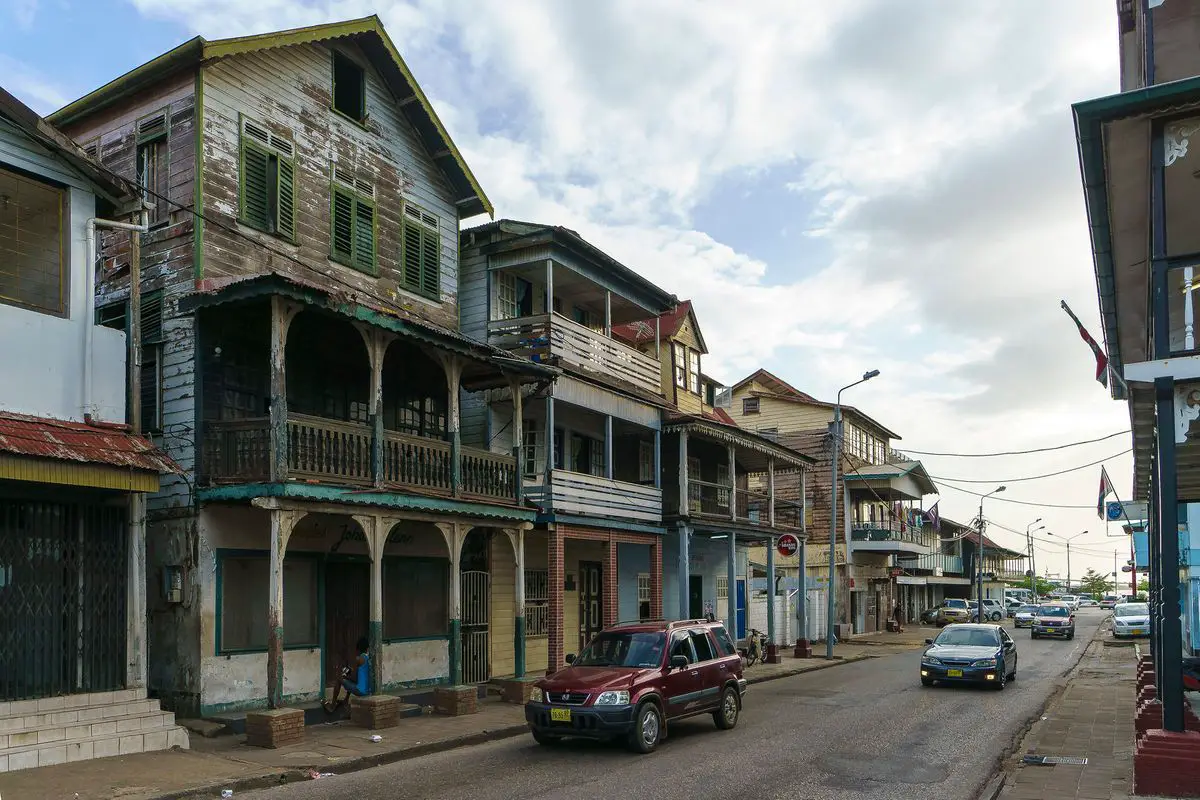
[898,552,964,576]
[850,519,932,555]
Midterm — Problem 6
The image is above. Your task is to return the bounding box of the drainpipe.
[83,214,149,421]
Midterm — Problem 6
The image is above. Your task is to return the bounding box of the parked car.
[1058,595,1080,611]
[920,607,940,625]
[1100,595,1120,609]
[1111,602,1150,639]
[920,623,1018,690]
[1031,603,1076,640]
[936,599,974,627]
[525,618,747,753]
[1005,598,1024,618]
[1013,604,1039,629]
[980,599,1006,621]
[1077,597,1098,608]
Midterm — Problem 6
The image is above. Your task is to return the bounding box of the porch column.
[545,259,554,313]
[650,537,663,620]
[678,524,691,619]
[604,535,619,627]
[1154,375,1185,731]
[548,525,565,673]
[267,509,300,709]
[510,379,524,505]
[354,514,385,694]
[766,536,776,645]
[604,291,612,337]
[727,532,738,636]
[439,523,467,685]
[678,430,689,516]
[356,329,393,487]
[768,458,776,527]
[654,316,661,355]
[440,356,464,497]
[653,429,662,489]
[797,534,809,648]
[545,395,556,481]
[604,415,614,480]
[126,493,147,688]
[268,297,300,482]
[507,528,527,678]
[727,444,737,521]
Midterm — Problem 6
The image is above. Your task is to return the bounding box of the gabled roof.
[0,86,137,205]
[731,368,901,440]
[47,16,492,218]
[958,529,1025,560]
[611,300,707,353]
[842,460,937,496]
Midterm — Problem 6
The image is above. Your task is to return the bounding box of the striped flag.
[1061,300,1109,388]
[1098,466,1114,519]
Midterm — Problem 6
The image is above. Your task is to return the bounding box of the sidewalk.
[994,624,1140,800]
[0,636,923,800]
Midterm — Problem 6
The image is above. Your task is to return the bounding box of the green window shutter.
[420,225,439,297]
[353,199,376,273]
[276,159,296,241]
[402,221,423,290]
[241,140,270,231]
[331,188,354,263]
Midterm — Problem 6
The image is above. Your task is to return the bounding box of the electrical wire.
[901,430,1128,458]
[926,449,1132,484]
[935,481,1100,510]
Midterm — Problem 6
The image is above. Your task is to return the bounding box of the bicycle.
[740,628,768,666]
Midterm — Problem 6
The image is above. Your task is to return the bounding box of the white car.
[1013,604,1039,629]
[1077,597,1098,608]
[1058,595,1080,611]
[1112,602,1150,638]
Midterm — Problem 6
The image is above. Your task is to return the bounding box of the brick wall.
[547,526,564,674]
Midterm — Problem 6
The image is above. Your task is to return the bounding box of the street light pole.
[1048,531,1088,592]
[1026,520,1044,598]
[977,486,1006,621]
[826,369,880,660]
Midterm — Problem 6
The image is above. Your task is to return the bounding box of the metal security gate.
[0,497,127,701]
[460,570,490,684]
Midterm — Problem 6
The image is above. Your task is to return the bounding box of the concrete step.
[0,699,167,733]
[0,721,187,772]
[0,688,147,717]
[0,710,177,748]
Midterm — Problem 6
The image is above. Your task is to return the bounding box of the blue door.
[736,580,747,638]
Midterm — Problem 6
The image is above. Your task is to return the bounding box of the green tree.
[1013,575,1054,597]
[1078,568,1112,599]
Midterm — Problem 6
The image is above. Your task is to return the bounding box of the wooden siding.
[526,470,662,524]
[729,382,830,434]
[488,533,516,678]
[0,454,160,492]
[200,41,462,330]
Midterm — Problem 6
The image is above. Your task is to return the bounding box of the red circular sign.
[777,534,800,557]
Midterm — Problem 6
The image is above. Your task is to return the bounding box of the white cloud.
[10,0,37,29]
[121,0,1131,579]
[0,56,69,113]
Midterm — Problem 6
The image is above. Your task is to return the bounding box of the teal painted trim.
[199,690,320,717]
[213,548,322,656]
[198,483,538,521]
[450,431,461,496]
[545,513,665,536]
[514,615,526,678]
[1072,74,1200,124]
[448,618,462,685]
[369,619,383,695]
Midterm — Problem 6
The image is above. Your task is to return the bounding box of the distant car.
[1013,604,1039,629]
[1058,595,1080,611]
[1077,597,1098,608]
[920,624,1018,690]
[1005,598,1024,618]
[1031,604,1076,640]
[1100,595,1120,609]
[980,599,1006,622]
[1112,602,1150,639]
[936,599,974,627]
[920,607,940,625]
[525,618,746,753]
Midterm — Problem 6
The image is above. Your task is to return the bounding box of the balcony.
[687,479,803,530]
[202,413,518,504]
[489,313,661,397]
[850,521,932,555]
[898,553,964,576]
[526,469,661,524]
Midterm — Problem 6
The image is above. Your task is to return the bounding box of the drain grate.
[1023,755,1089,766]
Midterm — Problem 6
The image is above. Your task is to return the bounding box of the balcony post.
[678,430,689,516]
[653,429,662,489]
[355,327,393,487]
[510,378,524,505]
[654,316,661,356]
[438,354,464,497]
[545,395,555,483]
[604,415,613,480]
[267,509,300,709]
[768,458,776,527]
[726,531,737,636]
[268,297,300,482]
[727,444,737,521]
[545,259,553,314]
[678,524,691,619]
[439,522,466,685]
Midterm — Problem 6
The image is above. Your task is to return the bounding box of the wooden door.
[578,562,603,651]
[324,561,369,691]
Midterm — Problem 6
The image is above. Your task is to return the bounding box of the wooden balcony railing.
[525,469,661,524]
[488,313,661,396]
[201,415,518,504]
[851,520,931,548]
[684,478,802,530]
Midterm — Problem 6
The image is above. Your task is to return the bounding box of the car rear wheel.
[532,730,560,746]
[627,702,662,754]
[991,612,1002,621]
[713,686,739,730]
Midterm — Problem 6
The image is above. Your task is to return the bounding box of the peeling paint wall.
[381,639,448,688]
[200,648,322,712]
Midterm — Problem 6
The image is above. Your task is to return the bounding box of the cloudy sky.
[2,0,1138,584]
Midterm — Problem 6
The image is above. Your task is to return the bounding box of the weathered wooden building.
[48,17,558,719]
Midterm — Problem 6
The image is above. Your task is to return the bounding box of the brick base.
[491,678,539,704]
[1134,729,1200,797]
[793,639,813,659]
[350,695,400,729]
[245,708,304,749]
[434,685,478,716]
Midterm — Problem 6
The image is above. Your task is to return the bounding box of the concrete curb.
[745,652,874,686]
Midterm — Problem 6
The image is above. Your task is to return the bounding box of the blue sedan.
[920,624,1018,690]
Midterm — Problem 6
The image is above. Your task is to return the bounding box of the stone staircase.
[0,689,188,772]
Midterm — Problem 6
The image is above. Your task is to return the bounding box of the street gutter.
[152,652,876,799]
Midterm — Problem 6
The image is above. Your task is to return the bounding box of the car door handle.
[690,670,699,676]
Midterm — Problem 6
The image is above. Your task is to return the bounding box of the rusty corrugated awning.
[0,412,181,475]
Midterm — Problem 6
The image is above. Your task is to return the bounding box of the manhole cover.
[1023,755,1088,766]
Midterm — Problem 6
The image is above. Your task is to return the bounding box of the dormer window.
[332,51,366,122]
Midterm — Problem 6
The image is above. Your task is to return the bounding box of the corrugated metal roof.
[0,412,181,474]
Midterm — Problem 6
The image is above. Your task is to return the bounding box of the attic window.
[332,52,366,122]
[742,397,760,415]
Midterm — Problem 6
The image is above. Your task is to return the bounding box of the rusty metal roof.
[0,412,181,474]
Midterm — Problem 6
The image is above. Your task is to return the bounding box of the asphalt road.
[242,612,1105,800]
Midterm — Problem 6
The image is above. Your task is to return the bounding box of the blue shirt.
[356,651,370,695]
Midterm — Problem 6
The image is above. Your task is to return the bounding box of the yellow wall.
[728,381,832,433]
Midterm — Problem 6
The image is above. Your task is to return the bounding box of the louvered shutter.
[402,221,423,290]
[353,200,375,273]
[420,225,439,297]
[241,142,270,230]
[276,159,296,240]
[331,188,354,263]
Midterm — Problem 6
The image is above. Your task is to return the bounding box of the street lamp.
[827,369,880,660]
[1026,520,1045,597]
[976,485,1006,621]
[1049,531,1088,592]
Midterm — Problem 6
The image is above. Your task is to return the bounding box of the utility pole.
[977,486,1006,620]
[1026,520,1044,598]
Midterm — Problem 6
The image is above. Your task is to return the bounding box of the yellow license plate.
[947,669,963,677]
[1131,629,1144,635]
[549,708,571,723]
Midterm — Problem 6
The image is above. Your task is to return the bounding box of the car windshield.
[945,600,968,608]
[1115,604,1149,617]
[1018,605,1038,614]
[573,631,665,668]
[934,628,999,647]
[1039,606,1070,617]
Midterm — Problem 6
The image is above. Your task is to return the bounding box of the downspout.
[1143,0,1155,87]
[84,214,149,422]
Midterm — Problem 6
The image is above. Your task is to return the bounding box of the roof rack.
[607,618,715,629]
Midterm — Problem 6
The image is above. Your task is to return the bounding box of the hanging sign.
[777,533,800,557]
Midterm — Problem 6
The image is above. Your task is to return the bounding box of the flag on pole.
[1061,300,1109,388]
[1098,466,1114,519]
[925,501,941,532]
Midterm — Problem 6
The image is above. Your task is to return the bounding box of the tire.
[921,677,934,687]
[713,686,739,730]
[994,671,1006,691]
[531,730,560,746]
[992,612,1002,622]
[1031,632,1038,639]
[627,702,662,754]
[1009,668,1017,681]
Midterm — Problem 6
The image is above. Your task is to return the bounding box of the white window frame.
[496,272,518,320]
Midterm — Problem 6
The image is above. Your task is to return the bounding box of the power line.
[926,449,1131,484]
[901,430,1128,458]
[936,480,1099,510]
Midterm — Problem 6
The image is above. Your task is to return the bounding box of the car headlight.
[973,658,997,668]
[593,690,631,706]
[528,687,544,703]
[922,657,942,666]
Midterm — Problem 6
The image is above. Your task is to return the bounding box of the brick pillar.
[604,536,619,627]
[548,527,565,674]
[650,538,663,620]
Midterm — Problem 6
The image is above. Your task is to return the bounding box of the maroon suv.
[524,618,748,753]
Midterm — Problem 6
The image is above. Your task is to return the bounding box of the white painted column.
[126,493,147,689]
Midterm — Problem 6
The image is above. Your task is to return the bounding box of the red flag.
[1098,466,1114,519]
[1062,301,1109,387]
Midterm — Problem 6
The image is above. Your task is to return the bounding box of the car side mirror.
[924,638,933,645]
[670,654,689,669]
[565,654,575,664]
